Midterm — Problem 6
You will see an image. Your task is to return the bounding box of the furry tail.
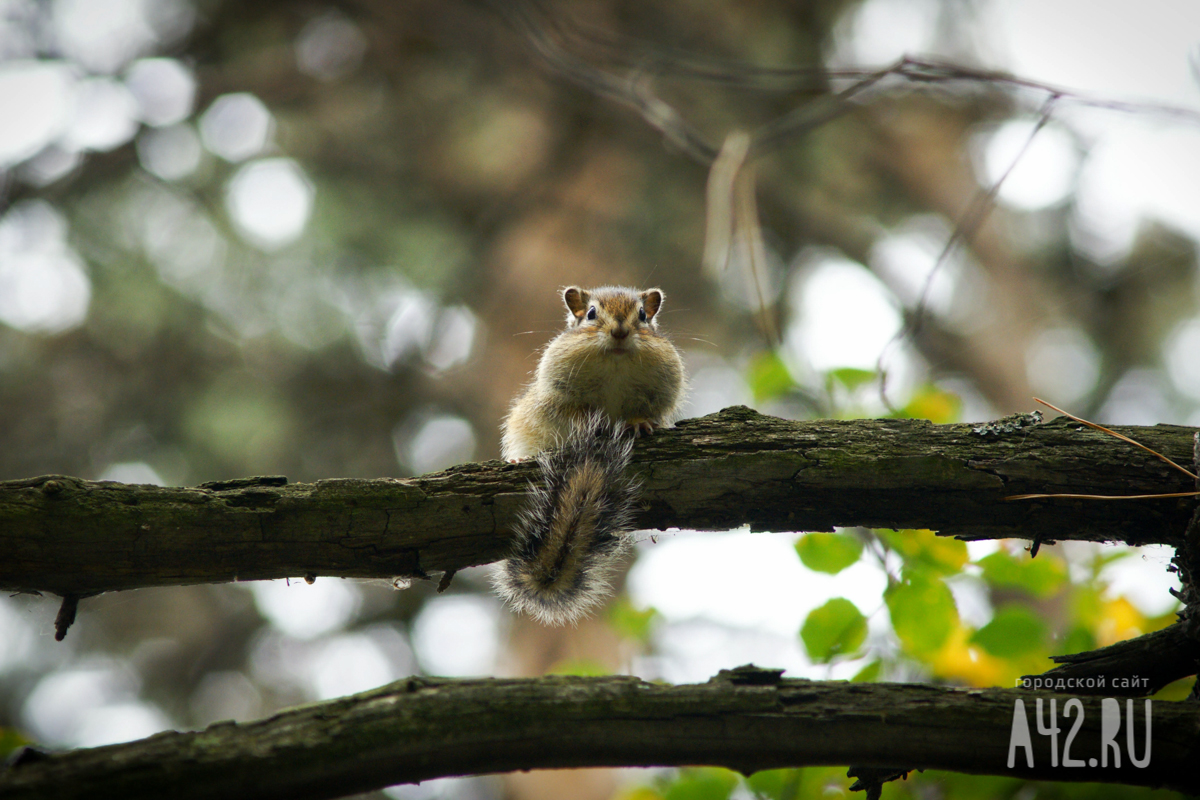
[494,416,639,625]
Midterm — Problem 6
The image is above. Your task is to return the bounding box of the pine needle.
[1005,398,1200,501]
[1033,397,1198,481]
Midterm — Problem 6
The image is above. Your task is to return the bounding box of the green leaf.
[745,769,801,800]
[921,771,1026,800]
[0,727,32,761]
[851,659,882,683]
[969,605,1047,658]
[747,351,796,403]
[796,532,863,574]
[1058,624,1096,657]
[880,529,968,577]
[663,768,740,800]
[827,367,876,392]
[608,597,659,643]
[1153,677,1194,701]
[547,659,611,676]
[886,573,958,656]
[1089,547,1138,580]
[801,597,867,662]
[976,551,1067,598]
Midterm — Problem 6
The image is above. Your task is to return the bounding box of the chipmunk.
[495,285,686,625]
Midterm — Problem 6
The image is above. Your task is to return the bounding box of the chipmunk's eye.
[586,306,597,321]
[638,308,647,322]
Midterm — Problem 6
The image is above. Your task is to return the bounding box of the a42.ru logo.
[1008,698,1151,768]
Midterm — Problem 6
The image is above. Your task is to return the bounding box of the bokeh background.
[1,0,1199,798]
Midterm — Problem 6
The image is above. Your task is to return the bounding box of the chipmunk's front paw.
[625,419,656,437]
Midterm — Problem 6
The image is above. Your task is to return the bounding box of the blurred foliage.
[970,604,1048,659]
[625,759,1190,799]
[545,659,613,677]
[795,532,863,575]
[747,351,795,405]
[608,598,661,645]
[885,569,959,657]
[977,550,1069,599]
[0,727,32,762]
[801,597,867,662]
[879,527,969,577]
[895,384,963,423]
[0,0,1196,798]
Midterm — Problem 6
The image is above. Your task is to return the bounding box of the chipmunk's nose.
[611,325,629,340]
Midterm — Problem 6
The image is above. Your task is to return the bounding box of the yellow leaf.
[612,787,665,800]
[899,385,961,423]
[1096,597,1146,646]
[929,626,1011,687]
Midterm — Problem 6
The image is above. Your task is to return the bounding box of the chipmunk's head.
[562,286,664,353]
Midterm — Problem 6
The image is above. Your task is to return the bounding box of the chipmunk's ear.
[563,287,590,321]
[640,289,664,321]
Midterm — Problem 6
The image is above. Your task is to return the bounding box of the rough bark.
[2,408,1196,597]
[1024,622,1200,697]
[2,671,1197,800]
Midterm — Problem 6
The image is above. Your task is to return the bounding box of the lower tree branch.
[1,671,1196,800]
[1024,622,1200,696]
[2,408,1196,598]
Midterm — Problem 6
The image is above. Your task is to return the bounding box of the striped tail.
[494,415,639,625]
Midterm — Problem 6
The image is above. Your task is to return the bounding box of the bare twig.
[492,1,1200,165]
[492,3,1200,387]
[492,0,719,164]
[733,162,779,347]
[703,132,752,273]
[497,7,1200,127]
[747,60,899,156]
[877,96,1059,409]
[864,58,1200,124]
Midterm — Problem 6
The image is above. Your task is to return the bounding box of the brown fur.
[501,285,685,460]
[495,286,686,624]
[494,416,636,625]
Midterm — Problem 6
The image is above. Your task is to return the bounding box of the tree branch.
[1,670,1196,800]
[2,408,1196,598]
[1025,622,1200,697]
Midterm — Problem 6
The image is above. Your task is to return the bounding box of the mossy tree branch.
[3,408,1197,598]
[2,672,1198,800]
[3,411,1198,799]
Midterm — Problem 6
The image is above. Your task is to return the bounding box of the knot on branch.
[713,664,786,685]
[847,766,915,799]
